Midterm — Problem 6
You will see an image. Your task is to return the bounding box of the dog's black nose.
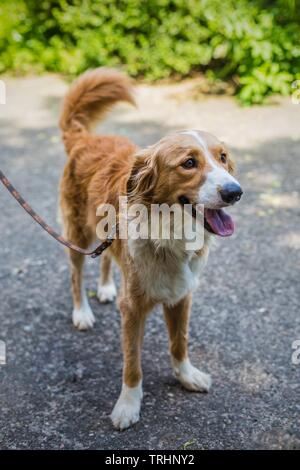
[220,183,243,204]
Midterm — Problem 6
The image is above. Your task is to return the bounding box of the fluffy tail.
[59,68,135,151]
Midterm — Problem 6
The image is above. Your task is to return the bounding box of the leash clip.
[90,223,118,258]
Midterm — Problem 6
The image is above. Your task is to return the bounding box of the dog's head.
[127,129,243,237]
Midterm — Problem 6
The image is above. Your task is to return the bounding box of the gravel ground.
[0,76,299,450]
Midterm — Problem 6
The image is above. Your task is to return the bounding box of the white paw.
[72,302,95,331]
[173,358,212,392]
[111,383,142,431]
[97,281,117,303]
[111,400,140,431]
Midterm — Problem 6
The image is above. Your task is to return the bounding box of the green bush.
[0,0,299,104]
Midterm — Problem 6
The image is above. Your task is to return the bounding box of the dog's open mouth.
[204,208,235,237]
[179,196,235,237]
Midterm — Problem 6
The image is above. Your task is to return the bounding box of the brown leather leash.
[0,169,116,258]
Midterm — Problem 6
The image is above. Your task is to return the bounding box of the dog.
[59,68,243,430]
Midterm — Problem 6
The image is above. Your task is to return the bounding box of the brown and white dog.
[59,68,243,430]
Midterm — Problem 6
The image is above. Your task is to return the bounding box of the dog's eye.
[220,152,227,164]
[182,157,196,169]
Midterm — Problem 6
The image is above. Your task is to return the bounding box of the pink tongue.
[205,209,235,237]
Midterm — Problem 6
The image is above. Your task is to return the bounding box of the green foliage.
[0,0,299,104]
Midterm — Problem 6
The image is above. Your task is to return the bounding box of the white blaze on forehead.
[181,129,209,151]
[180,130,240,208]
[181,130,220,169]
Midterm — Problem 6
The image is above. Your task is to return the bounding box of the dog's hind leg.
[60,198,95,330]
[97,251,117,303]
[69,249,95,330]
[163,294,211,392]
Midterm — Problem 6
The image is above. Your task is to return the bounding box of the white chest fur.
[128,238,210,306]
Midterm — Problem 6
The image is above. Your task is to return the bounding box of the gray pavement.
[0,76,299,449]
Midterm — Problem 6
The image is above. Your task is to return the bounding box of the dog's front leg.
[111,295,152,431]
[164,293,212,392]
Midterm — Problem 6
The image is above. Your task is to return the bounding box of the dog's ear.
[127,149,158,203]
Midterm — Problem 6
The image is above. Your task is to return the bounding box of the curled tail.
[59,68,136,152]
